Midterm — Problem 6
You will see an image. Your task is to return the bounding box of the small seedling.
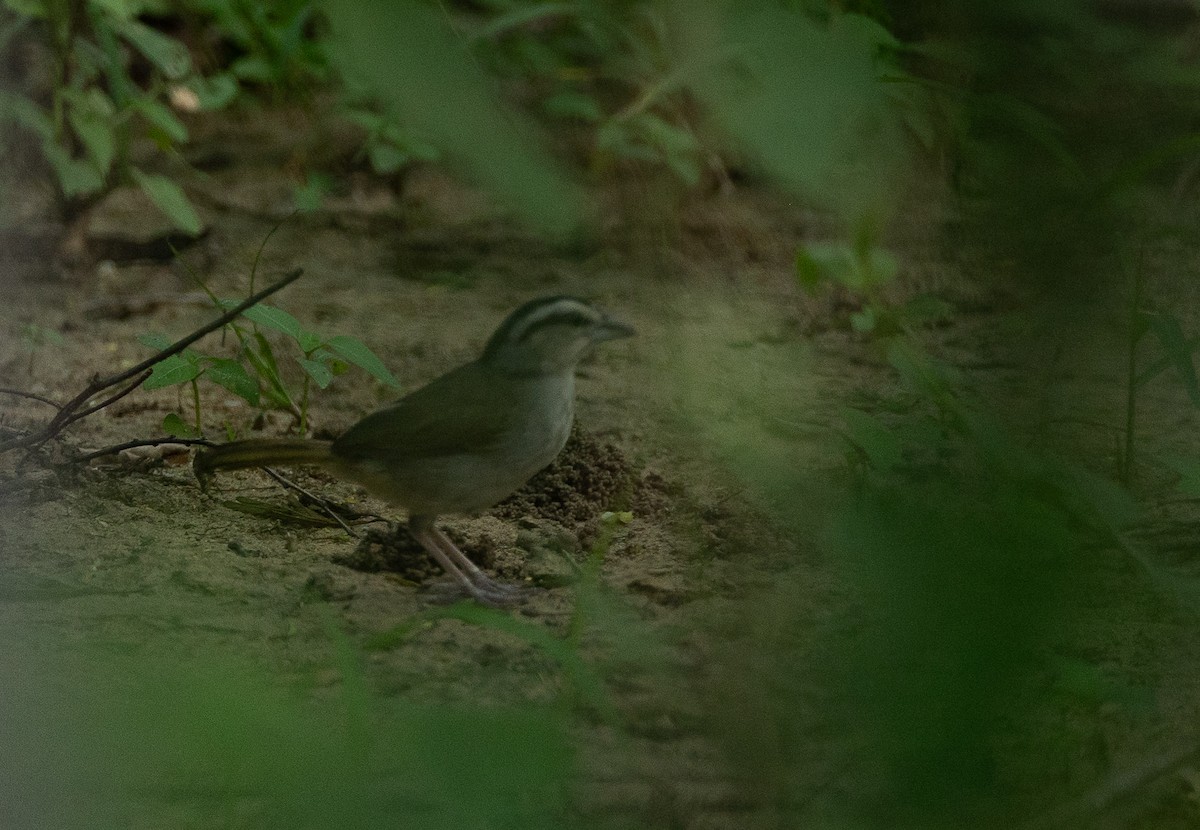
[1116,236,1200,487]
[343,105,439,176]
[228,301,400,432]
[140,299,398,438]
[796,229,951,336]
[138,333,258,437]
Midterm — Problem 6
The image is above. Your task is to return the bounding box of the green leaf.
[130,96,188,143]
[3,0,47,16]
[162,411,199,438]
[66,88,116,173]
[323,0,585,240]
[542,91,602,123]
[113,17,190,79]
[297,356,334,389]
[186,72,239,110]
[230,54,275,83]
[326,335,401,388]
[681,5,906,220]
[131,169,203,235]
[44,144,105,197]
[246,333,294,409]
[865,247,900,287]
[240,304,304,340]
[367,141,410,175]
[795,242,852,292]
[137,332,174,351]
[1145,313,1200,408]
[850,307,877,333]
[252,331,281,377]
[633,112,697,157]
[292,173,330,212]
[344,107,385,132]
[596,120,658,162]
[842,407,903,471]
[795,240,897,294]
[0,91,53,140]
[297,329,324,354]
[88,0,139,20]
[143,353,202,389]
[204,357,259,406]
[1164,455,1200,498]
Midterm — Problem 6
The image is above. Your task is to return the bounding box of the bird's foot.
[425,576,532,608]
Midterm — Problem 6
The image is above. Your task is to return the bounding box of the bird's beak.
[595,317,636,341]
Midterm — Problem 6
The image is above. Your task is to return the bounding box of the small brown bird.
[194,296,634,605]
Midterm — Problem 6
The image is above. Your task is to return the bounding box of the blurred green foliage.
[186,0,327,98]
[0,645,575,829]
[0,0,206,231]
[321,0,588,239]
[1,0,918,237]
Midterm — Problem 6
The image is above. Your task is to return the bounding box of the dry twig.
[0,267,303,454]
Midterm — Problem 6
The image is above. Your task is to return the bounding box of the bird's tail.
[194,438,336,483]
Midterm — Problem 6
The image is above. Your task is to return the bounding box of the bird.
[194,295,635,605]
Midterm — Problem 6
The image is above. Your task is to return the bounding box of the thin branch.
[63,370,152,426]
[0,267,303,453]
[73,436,216,464]
[261,466,363,538]
[0,388,63,409]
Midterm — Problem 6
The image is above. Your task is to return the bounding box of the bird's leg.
[408,516,525,607]
[427,525,527,600]
[408,518,478,597]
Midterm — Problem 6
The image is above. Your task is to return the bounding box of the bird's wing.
[331,361,516,462]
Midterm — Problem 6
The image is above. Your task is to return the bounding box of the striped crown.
[480,295,634,373]
[482,296,602,355]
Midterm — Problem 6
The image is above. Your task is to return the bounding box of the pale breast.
[338,372,576,516]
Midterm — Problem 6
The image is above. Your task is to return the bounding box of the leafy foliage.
[0,0,211,231]
[140,299,398,437]
[185,0,327,98]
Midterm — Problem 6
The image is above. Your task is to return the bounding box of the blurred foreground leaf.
[674,2,907,226]
[321,0,586,240]
[0,649,574,829]
[131,169,203,235]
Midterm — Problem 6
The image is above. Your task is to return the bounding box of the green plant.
[183,0,327,100]
[1102,141,1200,488]
[140,298,398,438]
[796,227,952,336]
[1119,265,1200,488]
[137,331,253,437]
[290,170,332,212]
[228,300,400,433]
[0,0,211,232]
[470,0,705,185]
[341,103,439,177]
